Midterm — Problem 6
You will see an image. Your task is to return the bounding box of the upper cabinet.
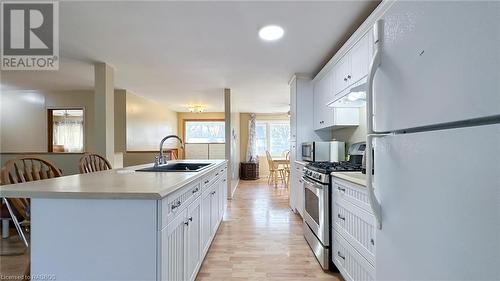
[332,32,372,100]
[312,30,373,131]
[313,70,334,130]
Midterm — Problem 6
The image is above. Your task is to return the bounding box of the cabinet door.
[218,177,226,220]
[333,55,350,95]
[210,183,220,235]
[313,71,334,130]
[200,191,212,255]
[185,199,201,281]
[350,33,370,84]
[161,208,187,281]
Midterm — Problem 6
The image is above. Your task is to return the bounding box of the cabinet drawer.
[161,180,201,229]
[333,230,375,281]
[333,196,375,265]
[333,178,371,213]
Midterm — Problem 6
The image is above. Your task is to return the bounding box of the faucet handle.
[154,156,161,167]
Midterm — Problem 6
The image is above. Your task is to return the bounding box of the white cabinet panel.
[209,182,220,235]
[161,208,187,281]
[185,198,201,281]
[349,33,370,85]
[333,230,375,281]
[200,190,212,255]
[314,70,334,130]
[333,55,350,95]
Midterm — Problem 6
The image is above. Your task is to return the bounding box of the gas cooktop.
[305,161,363,174]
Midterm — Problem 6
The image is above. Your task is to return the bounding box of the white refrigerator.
[365,1,500,280]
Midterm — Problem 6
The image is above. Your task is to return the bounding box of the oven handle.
[301,176,325,190]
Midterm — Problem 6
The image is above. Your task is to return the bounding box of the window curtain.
[246,113,258,162]
[53,120,84,152]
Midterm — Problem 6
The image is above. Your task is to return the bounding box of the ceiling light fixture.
[259,25,284,41]
[187,105,205,113]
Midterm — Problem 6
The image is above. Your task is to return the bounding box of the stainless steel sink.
[136,163,213,172]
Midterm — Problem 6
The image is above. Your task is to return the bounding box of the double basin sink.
[136,163,213,173]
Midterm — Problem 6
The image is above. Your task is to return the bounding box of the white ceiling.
[0,1,379,113]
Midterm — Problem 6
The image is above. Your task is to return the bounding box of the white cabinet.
[160,162,227,281]
[331,176,376,281]
[332,32,372,99]
[209,181,220,235]
[200,189,212,255]
[289,161,306,216]
[333,54,351,96]
[161,208,187,281]
[289,75,320,151]
[313,71,334,130]
[185,198,201,281]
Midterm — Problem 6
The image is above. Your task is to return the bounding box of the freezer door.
[373,1,500,132]
[374,123,500,280]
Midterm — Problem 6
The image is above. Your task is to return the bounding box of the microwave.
[301,141,345,162]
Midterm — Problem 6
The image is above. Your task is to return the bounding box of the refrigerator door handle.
[366,20,384,229]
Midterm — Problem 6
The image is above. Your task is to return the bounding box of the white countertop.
[0,160,227,200]
[331,172,366,186]
[294,160,308,166]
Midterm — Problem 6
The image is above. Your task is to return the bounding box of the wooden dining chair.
[283,151,291,187]
[79,153,112,174]
[265,151,285,187]
[1,156,63,279]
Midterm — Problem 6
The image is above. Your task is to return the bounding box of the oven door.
[302,176,329,246]
[302,143,314,162]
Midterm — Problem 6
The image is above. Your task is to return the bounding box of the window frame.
[47,107,86,153]
[255,120,290,157]
[182,119,226,144]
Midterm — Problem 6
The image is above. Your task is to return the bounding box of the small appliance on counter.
[301,141,345,162]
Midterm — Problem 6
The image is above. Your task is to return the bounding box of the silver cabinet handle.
[215,173,219,176]
[337,186,346,192]
[343,77,348,81]
[192,187,199,194]
[204,180,209,184]
[370,238,375,246]
[211,191,216,195]
[337,251,346,260]
[337,213,345,221]
[171,200,181,210]
[347,75,351,79]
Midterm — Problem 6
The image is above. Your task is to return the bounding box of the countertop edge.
[0,160,228,200]
[331,172,367,187]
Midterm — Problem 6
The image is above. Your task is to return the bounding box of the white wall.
[0,90,95,152]
[126,92,178,151]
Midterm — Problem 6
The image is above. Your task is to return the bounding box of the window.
[48,109,84,153]
[255,120,290,157]
[184,120,225,143]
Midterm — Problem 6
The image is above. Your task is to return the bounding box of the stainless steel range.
[303,142,366,270]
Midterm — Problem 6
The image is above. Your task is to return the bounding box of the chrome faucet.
[155,135,184,167]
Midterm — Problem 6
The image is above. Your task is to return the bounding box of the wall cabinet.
[313,71,334,130]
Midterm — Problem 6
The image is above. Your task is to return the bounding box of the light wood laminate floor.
[0,179,341,281]
[196,179,341,281]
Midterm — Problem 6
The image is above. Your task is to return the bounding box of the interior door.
[374,123,500,280]
[373,1,500,132]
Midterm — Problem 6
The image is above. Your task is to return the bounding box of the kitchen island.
[0,160,228,281]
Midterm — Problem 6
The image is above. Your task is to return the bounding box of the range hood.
[327,77,367,108]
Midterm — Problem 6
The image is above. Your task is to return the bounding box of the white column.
[94,62,115,166]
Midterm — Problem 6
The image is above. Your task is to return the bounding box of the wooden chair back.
[79,153,112,174]
[1,156,63,221]
[0,156,62,185]
[265,151,276,170]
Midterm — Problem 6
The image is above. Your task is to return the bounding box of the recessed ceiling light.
[259,25,284,41]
